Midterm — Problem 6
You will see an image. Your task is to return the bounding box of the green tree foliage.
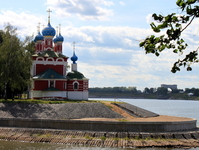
[89,86,138,93]
[24,40,35,55]
[193,88,199,96]
[143,87,150,93]
[185,87,195,93]
[171,89,181,93]
[0,23,33,100]
[149,87,156,94]
[156,87,168,95]
[140,0,199,73]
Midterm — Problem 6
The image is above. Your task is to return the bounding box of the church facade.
[29,10,89,100]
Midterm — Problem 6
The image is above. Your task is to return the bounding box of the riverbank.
[89,92,199,100]
[0,101,198,148]
[0,127,199,149]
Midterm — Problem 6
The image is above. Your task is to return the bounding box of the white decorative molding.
[33,60,68,66]
[36,57,45,61]
[56,58,64,62]
[46,57,54,61]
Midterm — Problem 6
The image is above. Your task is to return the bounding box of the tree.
[140,0,199,73]
[0,23,33,100]
[171,89,180,93]
[156,87,168,95]
[127,86,137,93]
[143,87,150,93]
[193,88,199,96]
[149,87,156,94]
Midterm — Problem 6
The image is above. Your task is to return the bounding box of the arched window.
[74,82,78,90]
[50,80,54,88]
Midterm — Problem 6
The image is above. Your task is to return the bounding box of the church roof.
[67,71,88,80]
[42,23,56,37]
[71,51,78,64]
[32,51,68,58]
[33,68,66,79]
[34,32,44,42]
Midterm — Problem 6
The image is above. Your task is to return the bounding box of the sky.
[1,0,199,91]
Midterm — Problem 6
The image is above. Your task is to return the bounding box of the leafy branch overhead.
[140,0,199,73]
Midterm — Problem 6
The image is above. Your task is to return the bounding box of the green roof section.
[42,87,61,91]
[33,68,66,79]
[32,51,68,58]
[67,71,88,80]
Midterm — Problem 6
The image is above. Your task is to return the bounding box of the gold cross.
[59,24,61,34]
[51,74,54,78]
[37,22,41,32]
[56,26,58,35]
[73,41,76,52]
[47,9,52,23]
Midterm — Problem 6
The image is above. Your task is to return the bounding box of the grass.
[113,137,119,141]
[105,105,113,109]
[85,135,93,140]
[0,99,101,104]
[71,135,76,138]
[117,119,129,122]
[100,136,106,141]
[0,136,6,139]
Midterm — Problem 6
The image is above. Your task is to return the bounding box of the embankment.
[0,127,199,148]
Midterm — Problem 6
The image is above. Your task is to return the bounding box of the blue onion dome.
[57,33,64,42]
[34,32,44,42]
[71,52,78,64]
[42,23,56,37]
[53,35,59,43]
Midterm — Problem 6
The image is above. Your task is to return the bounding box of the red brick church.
[29,10,89,100]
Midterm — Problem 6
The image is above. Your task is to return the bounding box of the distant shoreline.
[89,94,199,101]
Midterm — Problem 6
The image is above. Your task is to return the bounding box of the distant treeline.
[89,87,138,93]
[89,87,199,96]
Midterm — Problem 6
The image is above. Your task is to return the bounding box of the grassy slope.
[0,99,100,104]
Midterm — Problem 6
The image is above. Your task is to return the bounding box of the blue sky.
[1,0,199,91]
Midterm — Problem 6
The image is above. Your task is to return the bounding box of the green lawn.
[0,99,100,104]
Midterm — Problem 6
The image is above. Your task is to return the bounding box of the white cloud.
[61,25,154,51]
[0,10,45,39]
[119,1,125,6]
[146,13,154,24]
[46,0,114,20]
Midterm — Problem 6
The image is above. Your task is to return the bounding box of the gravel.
[0,102,123,119]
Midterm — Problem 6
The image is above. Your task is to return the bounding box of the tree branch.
[181,15,195,32]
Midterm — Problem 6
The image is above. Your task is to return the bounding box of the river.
[0,98,198,150]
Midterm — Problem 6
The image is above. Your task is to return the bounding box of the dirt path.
[101,102,136,119]
[74,101,195,122]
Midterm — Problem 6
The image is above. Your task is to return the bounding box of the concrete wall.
[32,91,67,99]
[68,91,88,100]
[0,118,196,132]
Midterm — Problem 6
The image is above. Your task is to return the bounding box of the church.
[29,10,89,100]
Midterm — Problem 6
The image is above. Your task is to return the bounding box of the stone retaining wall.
[1,127,199,148]
[0,118,196,132]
